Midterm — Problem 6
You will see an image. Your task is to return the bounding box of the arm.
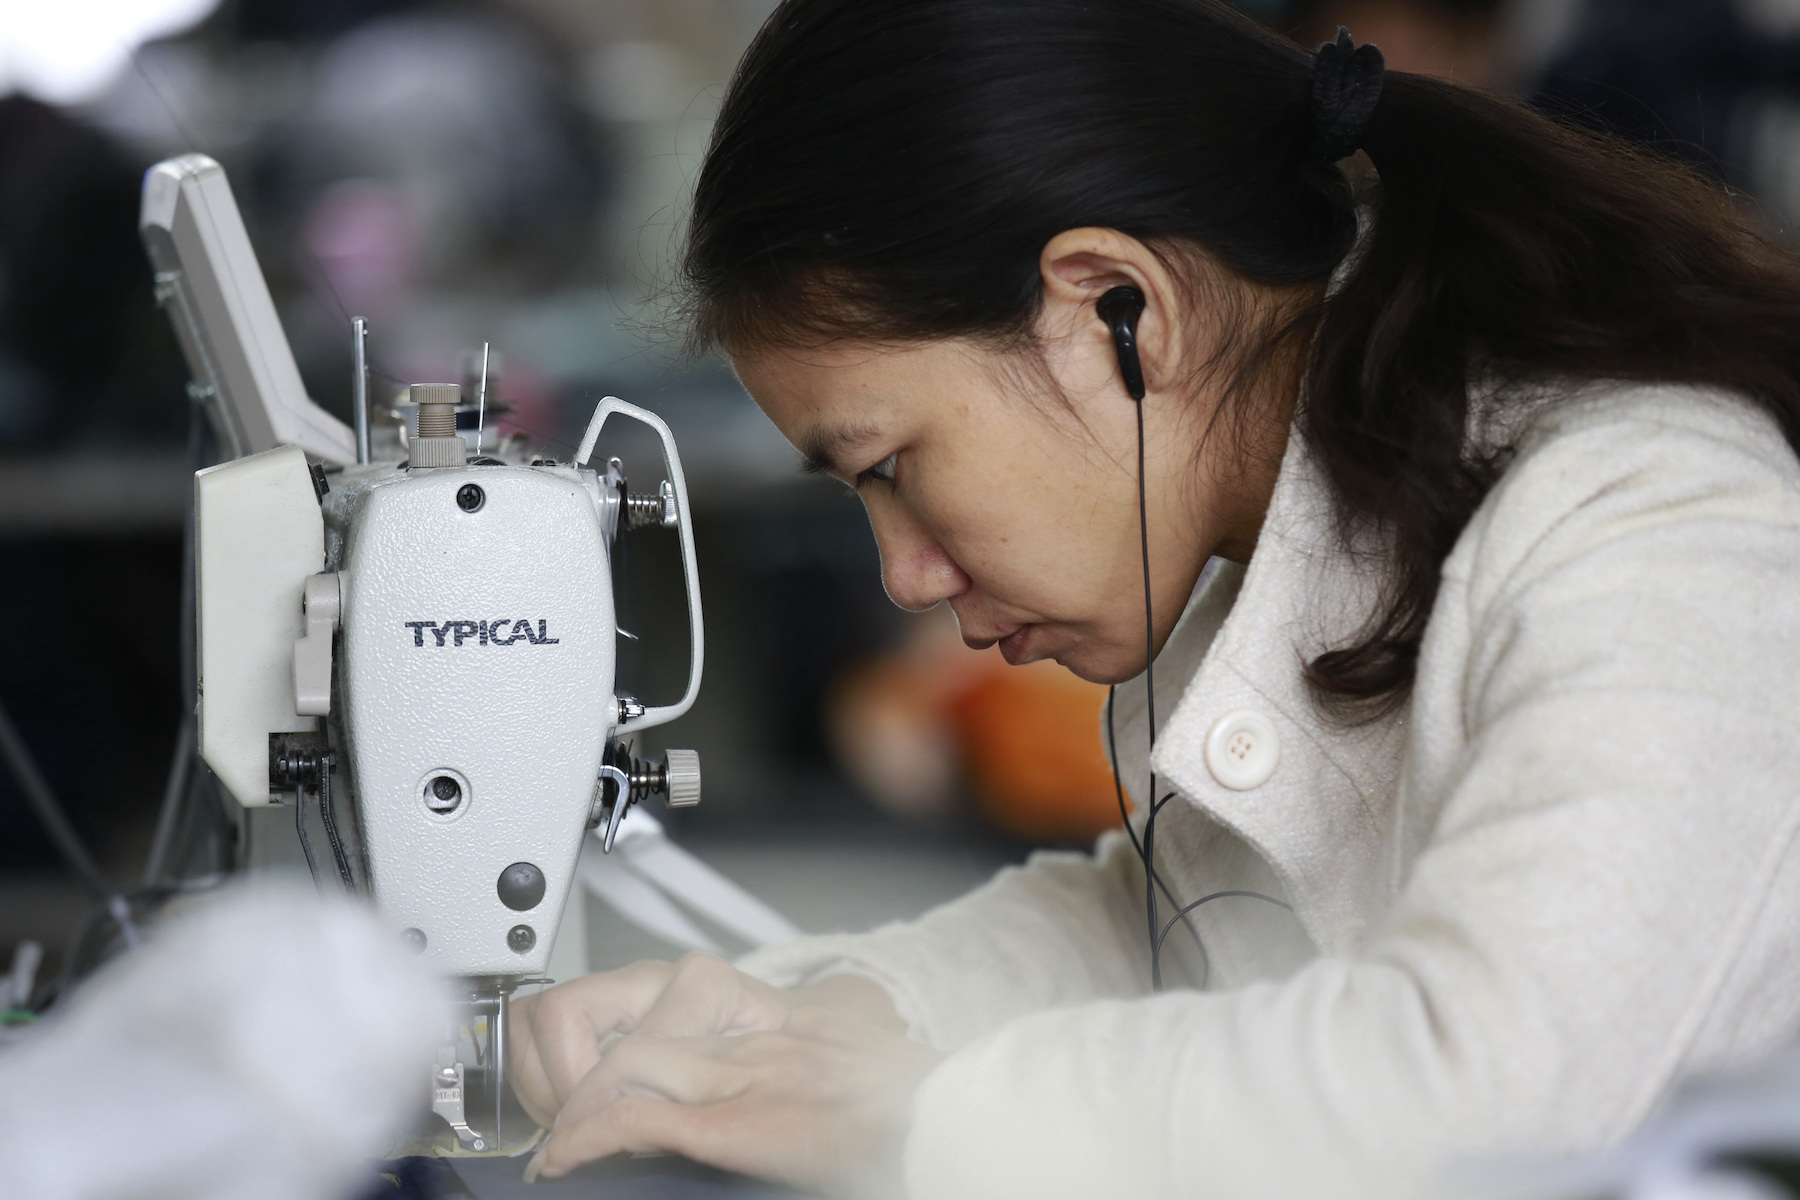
[734,828,1154,1048]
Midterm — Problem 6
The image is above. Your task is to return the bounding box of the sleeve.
[896,397,1800,1199]
[736,827,1158,1049]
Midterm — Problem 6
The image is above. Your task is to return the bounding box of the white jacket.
[737,382,1800,1198]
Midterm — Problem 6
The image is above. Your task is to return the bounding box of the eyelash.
[856,453,898,488]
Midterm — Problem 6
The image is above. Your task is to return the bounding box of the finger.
[527,962,675,1105]
[538,1096,708,1179]
[556,1033,747,1129]
[632,953,789,1040]
[507,994,563,1126]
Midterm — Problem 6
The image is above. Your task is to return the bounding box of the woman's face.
[732,231,1295,685]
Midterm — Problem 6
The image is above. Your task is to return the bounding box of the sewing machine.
[140,153,705,1154]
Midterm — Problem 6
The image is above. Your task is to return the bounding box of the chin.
[1049,645,1141,686]
[1000,623,1140,684]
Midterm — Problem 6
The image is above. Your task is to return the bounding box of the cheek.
[904,453,1114,611]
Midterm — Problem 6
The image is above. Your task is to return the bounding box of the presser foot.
[431,1047,490,1153]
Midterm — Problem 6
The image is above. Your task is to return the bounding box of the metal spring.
[626,757,667,802]
[624,493,665,530]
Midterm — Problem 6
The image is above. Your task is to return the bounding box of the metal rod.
[493,990,507,1147]
[352,316,370,464]
[476,341,489,450]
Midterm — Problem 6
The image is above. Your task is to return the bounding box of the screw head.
[507,925,536,954]
[456,483,485,512]
[425,775,462,813]
[401,927,427,953]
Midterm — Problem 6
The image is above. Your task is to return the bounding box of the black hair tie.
[1311,27,1385,162]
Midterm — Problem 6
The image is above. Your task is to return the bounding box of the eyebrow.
[796,422,883,476]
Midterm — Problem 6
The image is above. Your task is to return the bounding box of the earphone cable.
[1156,891,1292,989]
[1132,386,1173,990]
[1102,285,1295,994]
[1107,688,1209,986]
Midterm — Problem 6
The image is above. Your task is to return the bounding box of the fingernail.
[523,1145,548,1183]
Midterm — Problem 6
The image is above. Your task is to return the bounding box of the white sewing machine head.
[141,153,703,1152]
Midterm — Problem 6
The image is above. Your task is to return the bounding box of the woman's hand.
[510,955,925,1193]
[528,1004,942,1198]
[510,953,795,1128]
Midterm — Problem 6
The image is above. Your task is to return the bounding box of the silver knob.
[663,749,701,807]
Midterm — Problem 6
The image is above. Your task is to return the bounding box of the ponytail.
[1303,71,1800,708]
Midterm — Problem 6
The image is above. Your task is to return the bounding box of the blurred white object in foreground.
[1,0,219,105]
[0,885,448,1200]
[1458,1050,1800,1200]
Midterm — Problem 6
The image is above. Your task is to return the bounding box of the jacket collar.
[1110,419,1408,952]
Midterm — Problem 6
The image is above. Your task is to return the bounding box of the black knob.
[496,862,546,911]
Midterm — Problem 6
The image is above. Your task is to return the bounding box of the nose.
[868,504,970,612]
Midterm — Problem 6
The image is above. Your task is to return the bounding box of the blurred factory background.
[6,0,1800,982]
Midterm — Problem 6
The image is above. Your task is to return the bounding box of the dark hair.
[684,0,1800,712]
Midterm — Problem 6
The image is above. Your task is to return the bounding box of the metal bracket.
[431,1046,489,1152]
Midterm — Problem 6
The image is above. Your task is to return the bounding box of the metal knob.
[663,749,701,808]
[408,382,466,468]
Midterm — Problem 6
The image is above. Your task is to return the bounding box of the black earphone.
[1094,282,1292,991]
[1096,285,1147,402]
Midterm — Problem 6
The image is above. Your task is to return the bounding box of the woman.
[511,1,1800,1195]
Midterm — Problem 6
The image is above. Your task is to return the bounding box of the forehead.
[732,338,994,412]
[734,340,990,472]
[736,341,906,399]
[731,345,896,471]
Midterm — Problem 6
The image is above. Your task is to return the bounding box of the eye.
[856,453,898,487]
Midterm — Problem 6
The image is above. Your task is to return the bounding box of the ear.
[1036,228,1187,398]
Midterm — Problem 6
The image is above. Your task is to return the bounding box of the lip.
[960,622,1022,652]
[997,626,1036,665]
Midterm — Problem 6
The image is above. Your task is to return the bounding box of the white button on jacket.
[740,383,1800,1200]
[1203,709,1279,790]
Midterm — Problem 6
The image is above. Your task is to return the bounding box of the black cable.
[1116,348,1289,992]
[1129,385,1175,990]
[1106,689,1208,986]
[0,696,141,951]
[316,755,357,895]
[0,697,110,899]
[1156,891,1294,990]
[143,716,193,887]
[295,783,324,895]
[145,362,224,892]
